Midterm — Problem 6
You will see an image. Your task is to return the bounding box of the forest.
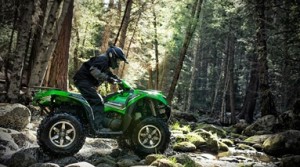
[0,0,299,125]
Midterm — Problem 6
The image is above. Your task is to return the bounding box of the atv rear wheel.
[131,117,170,156]
[37,113,86,156]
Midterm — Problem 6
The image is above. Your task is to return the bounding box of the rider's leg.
[74,80,107,130]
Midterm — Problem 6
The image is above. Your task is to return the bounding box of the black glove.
[107,77,120,84]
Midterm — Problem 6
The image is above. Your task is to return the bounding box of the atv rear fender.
[33,89,95,129]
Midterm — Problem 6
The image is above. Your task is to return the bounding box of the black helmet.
[106,46,128,69]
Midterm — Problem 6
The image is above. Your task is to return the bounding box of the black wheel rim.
[138,125,162,149]
[49,121,76,148]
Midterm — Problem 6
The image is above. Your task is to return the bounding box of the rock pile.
[1,103,300,166]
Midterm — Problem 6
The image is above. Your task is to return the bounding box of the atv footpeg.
[95,130,123,137]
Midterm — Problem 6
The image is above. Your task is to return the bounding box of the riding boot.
[93,106,112,132]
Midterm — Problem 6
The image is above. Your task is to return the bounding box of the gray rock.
[29,163,60,167]
[195,124,227,138]
[117,158,138,167]
[150,158,177,167]
[0,128,38,164]
[65,162,95,167]
[173,141,197,152]
[170,153,197,166]
[145,154,166,165]
[279,155,300,167]
[50,156,78,167]
[243,115,277,136]
[0,103,31,131]
[8,148,38,167]
[277,110,300,131]
[263,130,300,156]
[186,132,206,149]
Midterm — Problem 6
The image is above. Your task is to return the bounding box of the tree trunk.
[100,0,114,52]
[210,62,222,114]
[153,1,159,90]
[5,2,18,95]
[228,36,236,124]
[239,53,259,123]
[255,0,277,116]
[148,66,154,89]
[46,0,74,90]
[186,36,202,112]
[28,0,71,87]
[73,15,81,72]
[114,0,133,78]
[220,46,230,124]
[116,0,132,49]
[167,0,203,103]
[7,0,34,102]
[210,41,222,115]
[26,0,48,86]
[220,30,236,124]
[119,1,146,78]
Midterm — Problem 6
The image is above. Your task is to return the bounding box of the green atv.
[32,80,171,156]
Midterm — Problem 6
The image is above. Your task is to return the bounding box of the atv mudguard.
[33,89,96,130]
[119,91,171,132]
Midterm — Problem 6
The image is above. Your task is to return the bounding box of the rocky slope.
[1,103,300,167]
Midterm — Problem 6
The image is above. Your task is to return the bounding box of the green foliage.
[171,122,191,133]
[168,157,177,165]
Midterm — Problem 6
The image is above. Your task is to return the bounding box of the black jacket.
[73,54,117,86]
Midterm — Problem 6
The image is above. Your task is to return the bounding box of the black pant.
[74,80,104,129]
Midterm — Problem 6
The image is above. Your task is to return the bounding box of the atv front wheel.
[37,113,86,156]
[131,117,170,156]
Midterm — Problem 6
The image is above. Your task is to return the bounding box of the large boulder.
[277,109,300,131]
[65,162,95,167]
[7,147,41,167]
[195,123,227,138]
[0,127,37,164]
[242,115,277,136]
[0,103,31,130]
[173,141,197,152]
[262,130,300,156]
[279,155,300,167]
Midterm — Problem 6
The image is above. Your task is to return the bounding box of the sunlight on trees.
[0,0,299,124]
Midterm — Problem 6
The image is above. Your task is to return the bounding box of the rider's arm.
[89,59,119,82]
[89,66,109,81]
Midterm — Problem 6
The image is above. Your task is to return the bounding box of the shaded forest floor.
[1,103,300,166]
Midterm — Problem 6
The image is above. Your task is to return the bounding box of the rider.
[73,45,128,132]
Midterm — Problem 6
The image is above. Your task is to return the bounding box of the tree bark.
[118,1,146,78]
[28,0,71,87]
[114,0,133,79]
[186,35,202,112]
[152,0,159,89]
[73,15,81,72]
[46,0,74,90]
[167,0,203,103]
[220,46,230,124]
[228,36,236,124]
[255,0,277,116]
[239,54,259,123]
[5,1,18,95]
[100,0,114,52]
[7,0,34,102]
[116,0,132,49]
[148,66,154,89]
[26,0,48,86]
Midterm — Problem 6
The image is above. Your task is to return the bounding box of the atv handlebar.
[114,79,133,91]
